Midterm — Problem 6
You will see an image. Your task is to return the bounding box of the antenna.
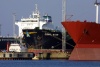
[35,4,38,13]
[94,0,100,23]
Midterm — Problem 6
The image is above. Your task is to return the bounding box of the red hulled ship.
[62,20,100,60]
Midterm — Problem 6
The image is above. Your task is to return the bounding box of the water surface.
[0,60,100,67]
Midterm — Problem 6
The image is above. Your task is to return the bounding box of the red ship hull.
[62,21,100,60]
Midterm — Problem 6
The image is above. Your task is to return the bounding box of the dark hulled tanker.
[22,28,75,49]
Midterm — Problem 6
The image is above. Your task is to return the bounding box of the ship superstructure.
[15,4,51,37]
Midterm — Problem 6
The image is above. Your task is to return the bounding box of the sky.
[0,0,99,36]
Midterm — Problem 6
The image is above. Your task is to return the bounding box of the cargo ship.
[61,0,100,61]
[62,21,100,60]
[15,4,75,49]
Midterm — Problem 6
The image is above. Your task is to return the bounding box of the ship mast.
[34,4,40,29]
[94,0,100,24]
[62,0,66,51]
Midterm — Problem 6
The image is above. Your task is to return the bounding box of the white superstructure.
[15,4,49,37]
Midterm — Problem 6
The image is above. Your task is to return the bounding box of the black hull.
[23,29,75,49]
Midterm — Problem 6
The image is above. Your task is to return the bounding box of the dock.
[28,49,72,60]
[0,52,35,60]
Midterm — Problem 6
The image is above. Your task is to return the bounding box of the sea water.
[0,60,100,67]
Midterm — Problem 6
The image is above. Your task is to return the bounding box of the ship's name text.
[45,33,58,36]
